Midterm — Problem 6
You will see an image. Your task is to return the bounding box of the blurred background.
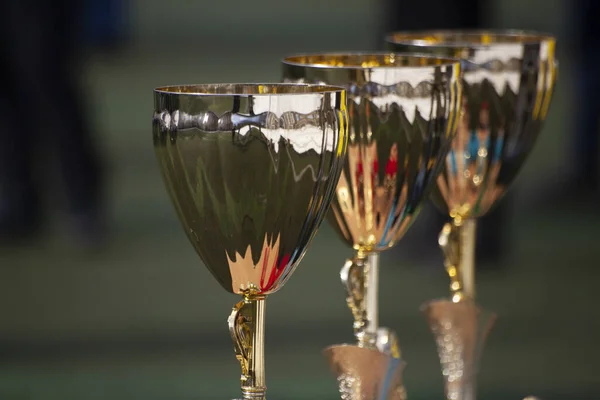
[0,0,597,399]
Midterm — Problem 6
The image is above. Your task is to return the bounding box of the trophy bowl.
[152,83,348,400]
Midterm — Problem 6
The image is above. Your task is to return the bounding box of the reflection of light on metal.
[370,67,438,87]
[463,69,520,93]
[282,54,460,400]
[540,41,557,119]
[252,91,323,114]
[469,43,521,64]
[370,96,433,124]
[385,31,556,400]
[154,83,349,400]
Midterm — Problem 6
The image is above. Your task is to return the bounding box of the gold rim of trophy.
[154,82,345,95]
[385,29,555,47]
[152,29,557,400]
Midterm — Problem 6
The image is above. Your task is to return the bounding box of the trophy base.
[422,298,497,400]
[323,344,406,400]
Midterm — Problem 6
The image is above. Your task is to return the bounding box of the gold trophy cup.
[152,83,349,400]
[386,31,557,400]
[282,54,463,400]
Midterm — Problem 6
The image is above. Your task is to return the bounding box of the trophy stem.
[438,217,477,302]
[366,252,380,339]
[460,218,476,299]
[228,294,267,400]
[341,251,379,348]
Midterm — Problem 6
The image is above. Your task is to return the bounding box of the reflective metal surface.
[386,31,557,219]
[282,53,462,350]
[340,253,386,347]
[386,31,557,300]
[323,345,407,400]
[374,327,401,359]
[386,31,557,400]
[153,83,348,296]
[439,218,477,302]
[283,54,462,251]
[153,83,349,400]
[283,54,462,400]
[422,299,496,400]
[228,295,267,399]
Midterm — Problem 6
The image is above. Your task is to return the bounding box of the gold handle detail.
[438,217,477,302]
[228,295,267,400]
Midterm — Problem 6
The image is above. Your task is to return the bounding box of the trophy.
[152,83,349,400]
[282,53,463,399]
[386,31,557,400]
